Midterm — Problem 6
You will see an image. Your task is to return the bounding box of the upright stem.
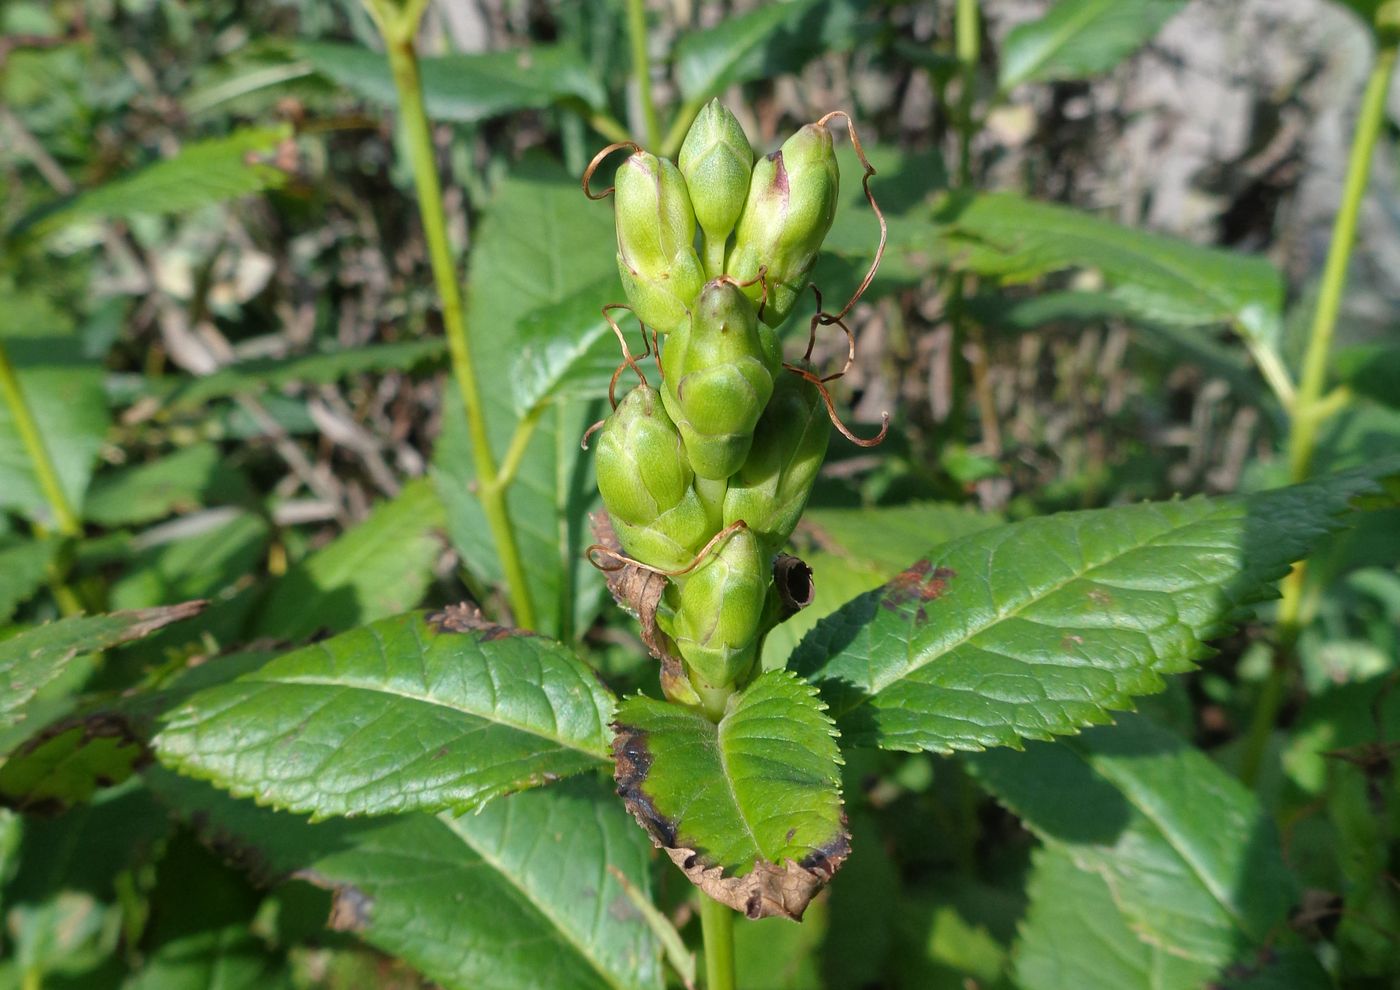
[377,12,538,630]
[1288,37,1397,484]
[0,338,82,538]
[626,0,661,150]
[699,895,735,990]
[954,0,980,187]
[1239,33,1398,787]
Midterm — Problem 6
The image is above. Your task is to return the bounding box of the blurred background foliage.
[2,0,1399,986]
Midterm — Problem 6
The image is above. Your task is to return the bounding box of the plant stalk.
[1240,34,1398,787]
[626,0,661,149]
[699,894,736,990]
[954,0,980,187]
[377,9,538,630]
[0,338,82,538]
[1288,37,1397,484]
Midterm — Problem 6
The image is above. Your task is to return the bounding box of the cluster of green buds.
[587,101,869,721]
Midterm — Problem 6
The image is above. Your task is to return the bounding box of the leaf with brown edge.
[1,601,208,731]
[611,670,848,920]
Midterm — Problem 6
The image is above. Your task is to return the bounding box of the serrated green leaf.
[0,538,56,622]
[83,443,253,527]
[431,163,614,641]
[154,611,615,818]
[791,470,1384,753]
[0,334,110,527]
[975,716,1313,975]
[11,127,290,241]
[152,339,446,409]
[931,192,1285,344]
[149,770,663,990]
[300,41,606,121]
[250,478,444,640]
[1,603,206,731]
[1014,846,1216,990]
[613,670,846,918]
[763,502,1000,667]
[999,0,1189,91]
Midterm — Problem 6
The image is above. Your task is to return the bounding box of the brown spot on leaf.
[612,725,678,849]
[1087,587,1113,607]
[881,560,955,624]
[297,869,374,932]
[426,602,526,641]
[1060,634,1084,652]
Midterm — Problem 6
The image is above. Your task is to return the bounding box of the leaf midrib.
[1002,0,1115,89]
[241,673,610,760]
[439,813,631,990]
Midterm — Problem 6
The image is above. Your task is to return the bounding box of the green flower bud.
[661,525,768,692]
[678,100,754,275]
[722,372,829,558]
[596,384,721,571]
[615,152,706,334]
[727,121,840,327]
[661,278,781,480]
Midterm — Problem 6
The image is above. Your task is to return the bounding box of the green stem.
[376,8,538,630]
[1240,34,1398,787]
[1288,37,1397,484]
[626,0,661,149]
[0,338,81,538]
[699,894,736,990]
[954,0,980,187]
[660,97,703,160]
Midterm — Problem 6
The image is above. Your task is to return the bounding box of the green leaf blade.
[150,770,663,990]
[613,670,847,919]
[975,716,1310,975]
[1000,0,1189,90]
[792,470,1385,753]
[154,611,616,818]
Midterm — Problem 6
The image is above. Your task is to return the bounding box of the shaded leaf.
[125,833,291,990]
[999,0,1189,91]
[613,670,847,919]
[111,510,269,612]
[1,603,206,731]
[84,443,253,527]
[0,714,147,812]
[1014,846,1215,989]
[11,127,291,241]
[154,611,615,818]
[762,502,999,667]
[931,192,1285,345]
[431,163,614,640]
[251,478,444,640]
[0,334,110,528]
[510,276,627,416]
[791,469,1388,753]
[0,538,56,622]
[974,715,1309,973]
[1335,344,1400,410]
[150,770,663,990]
[301,41,606,122]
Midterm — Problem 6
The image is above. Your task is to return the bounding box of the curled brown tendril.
[580,417,607,451]
[586,520,750,577]
[814,110,886,325]
[582,141,642,200]
[603,303,652,407]
[784,362,889,448]
[803,286,856,382]
[736,264,771,321]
